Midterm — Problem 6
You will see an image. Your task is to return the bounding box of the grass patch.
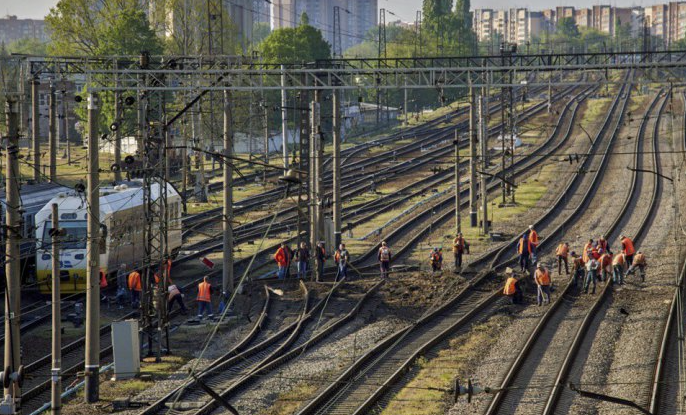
[379,314,512,415]
[259,382,321,415]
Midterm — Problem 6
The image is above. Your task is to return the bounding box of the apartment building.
[271,0,378,51]
[0,15,49,44]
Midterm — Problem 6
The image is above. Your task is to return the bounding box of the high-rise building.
[0,15,49,44]
[270,0,377,52]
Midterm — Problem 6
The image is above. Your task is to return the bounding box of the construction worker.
[503,274,522,304]
[167,284,187,315]
[316,242,327,280]
[582,239,594,263]
[127,269,142,308]
[430,248,442,272]
[296,242,310,279]
[626,251,647,281]
[196,276,213,319]
[556,242,570,275]
[517,234,532,272]
[334,243,350,280]
[597,235,609,253]
[584,256,600,294]
[534,263,551,306]
[612,252,627,285]
[453,233,466,271]
[274,242,290,280]
[528,225,539,263]
[598,250,613,281]
[621,235,636,265]
[378,241,392,279]
[570,252,585,288]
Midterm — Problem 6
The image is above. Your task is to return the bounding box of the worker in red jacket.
[274,242,290,279]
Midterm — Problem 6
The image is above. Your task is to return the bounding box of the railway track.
[291,80,614,414]
[483,78,663,415]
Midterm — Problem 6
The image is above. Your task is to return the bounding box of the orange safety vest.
[612,254,625,267]
[274,247,288,267]
[503,277,517,295]
[555,244,569,258]
[600,254,612,268]
[622,237,636,256]
[633,253,646,266]
[197,281,211,302]
[529,230,539,245]
[518,238,532,254]
[535,269,551,286]
[100,270,108,288]
[582,243,593,263]
[334,250,341,263]
[128,271,142,292]
[430,252,441,264]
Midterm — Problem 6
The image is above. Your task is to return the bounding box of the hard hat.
[529,225,534,229]
[537,262,544,268]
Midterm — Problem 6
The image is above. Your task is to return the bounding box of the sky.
[0,0,676,22]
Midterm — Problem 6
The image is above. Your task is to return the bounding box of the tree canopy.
[259,18,331,64]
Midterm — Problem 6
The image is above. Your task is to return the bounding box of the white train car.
[34,181,183,294]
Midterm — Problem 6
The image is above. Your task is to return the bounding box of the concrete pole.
[455,130,461,234]
[113,70,122,182]
[332,89,342,248]
[310,99,321,280]
[222,89,234,295]
[31,78,40,183]
[51,203,61,415]
[469,87,478,227]
[479,93,489,235]
[4,96,21,401]
[263,102,269,183]
[281,65,289,169]
[84,93,100,403]
[49,84,57,183]
[404,78,408,126]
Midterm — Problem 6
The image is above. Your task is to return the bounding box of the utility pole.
[113,64,122,182]
[50,203,61,415]
[469,86,478,227]
[281,65,289,169]
[4,96,21,404]
[262,98,269,183]
[84,93,100,403]
[478,92,489,235]
[455,130,461,233]
[222,89,234,295]
[310,97,321,280]
[49,83,57,182]
[332,88,342,248]
[404,77,409,126]
[31,77,40,183]
[298,76,310,251]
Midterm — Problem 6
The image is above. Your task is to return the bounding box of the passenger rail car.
[34,181,183,294]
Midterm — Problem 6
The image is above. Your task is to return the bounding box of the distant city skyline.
[0,0,679,23]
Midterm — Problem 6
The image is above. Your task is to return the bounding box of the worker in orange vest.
[621,235,636,265]
[612,252,627,285]
[626,251,647,282]
[570,252,585,288]
[534,263,551,306]
[378,241,392,279]
[582,239,594,263]
[196,276,213,319]
[503,274,522,304]
[555,242,569,275]
[517,234,532,272]
[274,242,290,279]
[127,270,142,308]
[598,250,613,281]
[528,225,539,263]
[452,233,467,271]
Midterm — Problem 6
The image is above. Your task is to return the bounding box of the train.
[34,180,183,294]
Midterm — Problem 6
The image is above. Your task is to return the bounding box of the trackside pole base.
[470,212,478,227]
[84,366,99,403]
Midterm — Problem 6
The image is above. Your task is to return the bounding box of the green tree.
[253,22,271,46]
[557,17,580,39]
[6,38,49,55]
[45,0,163,56]
[259,19,330,64]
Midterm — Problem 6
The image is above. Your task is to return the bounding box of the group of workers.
[273,241,350,280]
[506,231,649,305]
